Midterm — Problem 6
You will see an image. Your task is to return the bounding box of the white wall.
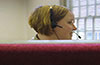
[0,0,28,42]
[28,0,60,13]
[0,0,60,42]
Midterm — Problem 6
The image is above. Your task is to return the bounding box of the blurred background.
[0,0,100,42]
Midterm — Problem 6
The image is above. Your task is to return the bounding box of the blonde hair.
[28,5,69,36]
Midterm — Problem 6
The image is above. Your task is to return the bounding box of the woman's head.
[28,5,69,36]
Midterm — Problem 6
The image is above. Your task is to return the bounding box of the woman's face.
[54,11,77,40]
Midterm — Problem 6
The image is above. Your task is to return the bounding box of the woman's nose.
[73,24,77,30]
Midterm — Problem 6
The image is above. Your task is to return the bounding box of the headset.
[50,6,63,29]
[49,6,81,39]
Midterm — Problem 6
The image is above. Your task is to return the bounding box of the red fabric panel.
[0,44,100,65]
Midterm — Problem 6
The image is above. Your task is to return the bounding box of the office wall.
[0,0,29,42]
[0,0,60,42]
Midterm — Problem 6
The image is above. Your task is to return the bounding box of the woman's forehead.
[64,11,74,21]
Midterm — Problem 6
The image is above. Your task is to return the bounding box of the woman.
[28,5,77,40]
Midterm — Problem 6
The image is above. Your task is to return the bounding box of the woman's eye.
[68,21,72,24]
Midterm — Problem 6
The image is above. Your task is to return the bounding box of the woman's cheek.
[65,25,72,32]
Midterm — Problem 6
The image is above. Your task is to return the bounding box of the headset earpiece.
[50,6,57,29]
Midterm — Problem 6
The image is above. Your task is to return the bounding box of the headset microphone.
[73,32,81,39]
[56,25,81,39]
